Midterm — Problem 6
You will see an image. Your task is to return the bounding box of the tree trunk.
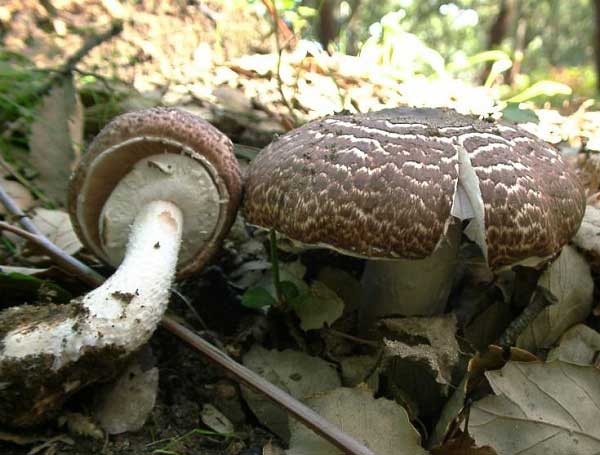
[488,0,517,49]
[480,0,517,84]
[594,0,600,91]
[319,0,338,52]
[508,18,527,85]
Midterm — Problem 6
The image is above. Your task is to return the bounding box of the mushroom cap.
[69,107,242,277]
[243,107,585,269]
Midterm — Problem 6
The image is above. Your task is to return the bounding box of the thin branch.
[34,21,124,100]
[271,3,299,126]
[326,328,380,348]
[0,156,55,207]
[0,184,374,455]
[260,0,297,46]
[497,290,549,346]
[0,220,103,286]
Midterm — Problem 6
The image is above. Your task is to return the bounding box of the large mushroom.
[243,107,585,331]
[0,108,241,426]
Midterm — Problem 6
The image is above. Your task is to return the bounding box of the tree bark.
[319,0,338,52]
[480,0,517,84]
[507,17,527,85]
[594,0,600,91]
[488,0,517,49]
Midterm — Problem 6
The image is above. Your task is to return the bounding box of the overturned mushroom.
[243,108,585,332]
[0,108,241,427]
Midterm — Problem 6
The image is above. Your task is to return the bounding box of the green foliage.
[0,270,72,304]
[506,80,572,103]
[249,0,595,102]
[150,428,235,455]
[0,49,47,126]
[501,103,539,123]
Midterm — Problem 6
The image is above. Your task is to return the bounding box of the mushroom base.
[359,222,462,335]
[0,200,183,426]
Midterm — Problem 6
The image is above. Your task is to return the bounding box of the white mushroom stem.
[0,200,183,370]
[359,221,462,335]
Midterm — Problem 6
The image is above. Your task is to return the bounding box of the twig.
[497,290,549,346]
[171,287,209,331]
[260,0,297,46]
[34,21,124,100]
[0,221,104,286]
[0,184,374,455]
[271,3,299,126]
[0,156,55,207]
[326,328,380,348]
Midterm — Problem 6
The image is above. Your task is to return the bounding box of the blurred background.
[1,0,599,163]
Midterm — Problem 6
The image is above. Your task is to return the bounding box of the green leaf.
[506,80,572,103]
[0,270,71,304]
[290,281,344,331]
[468,50,512,65]
[501,103,539,124]
[241,286,277,309]
[279,280,300,301]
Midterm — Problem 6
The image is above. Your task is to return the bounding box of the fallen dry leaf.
[0,178,34,215]
[547,324,600,365]
[286,387,427,455]
[29,76,83,203]
[430,345,538,448]
[470,361,600,455]
[572,205,600,272]
[517,246,593,352]
[241,345,341,442]
[31,208,82,255]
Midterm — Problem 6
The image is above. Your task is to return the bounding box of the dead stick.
[34,21,124,100]
[0,185,373,455]
[497,290,549,347]
[271,2,299,126]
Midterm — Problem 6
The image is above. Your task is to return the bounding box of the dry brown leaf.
[286,387,427,455]
[241,345,341,442]
[31,208,82,255]
[470,361,600,454]
[547,324,600,365]
[29,76,83,203]
[0,178,34,215]
[573,205,600,272]
[516,246,594,352]
[431,431,497,455]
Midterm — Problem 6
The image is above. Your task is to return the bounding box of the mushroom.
[0,108,241,426]
[242,107,585,332]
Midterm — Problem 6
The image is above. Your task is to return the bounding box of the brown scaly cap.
[243,107,585,269]
[69,107,242,277]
